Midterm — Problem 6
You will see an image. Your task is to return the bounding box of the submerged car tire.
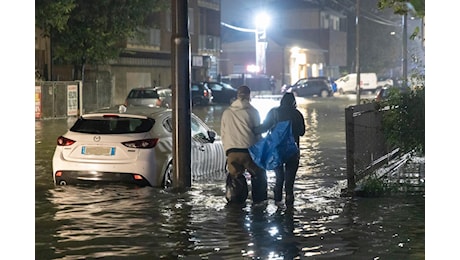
[162,162,173,189]
[320,90,329,98]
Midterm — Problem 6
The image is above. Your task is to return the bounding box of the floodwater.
[35,96,425,259]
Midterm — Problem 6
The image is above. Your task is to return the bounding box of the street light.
[255,12,269,75]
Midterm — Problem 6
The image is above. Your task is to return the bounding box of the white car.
[52,106,227,187]
[377,78,394,89]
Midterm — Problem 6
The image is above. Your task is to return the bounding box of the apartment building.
[220,1,347,86]
[35,0,221,108]
[110,0,221,105]
[35,0,349,110]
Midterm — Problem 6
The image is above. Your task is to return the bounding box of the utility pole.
[355,0,361,105]
[402,13,408,87]
[171,0,192,190]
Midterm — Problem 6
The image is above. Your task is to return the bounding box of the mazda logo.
[93,136,101,142]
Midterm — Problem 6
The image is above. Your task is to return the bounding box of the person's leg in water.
[274,165,285,203]
[225,152,249,203]
[284,154,300,206]
[250,167,267,203]
[244,153,267,204]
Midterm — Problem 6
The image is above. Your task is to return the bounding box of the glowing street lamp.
[254,12,269,75]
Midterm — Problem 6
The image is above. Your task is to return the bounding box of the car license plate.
[82,146,116,156]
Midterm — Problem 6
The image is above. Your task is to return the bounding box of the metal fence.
[345,102,396,191]
[35,81,82,119]
[35,72,113,119]
[82,70,113,113]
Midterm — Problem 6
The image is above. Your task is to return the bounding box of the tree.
[35,0,169,80]
[35,0,76,35]
[377,0,425,156]
[377,0,425,17]
[379,86,425,156]
[342,0,425,77]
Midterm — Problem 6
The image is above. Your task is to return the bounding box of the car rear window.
[70,117,155,134]
[128,89,160,99]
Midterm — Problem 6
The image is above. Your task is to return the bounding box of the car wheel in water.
[320,90,329,98]
[162,162,173,189]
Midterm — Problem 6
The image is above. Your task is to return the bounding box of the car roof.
[204,81,236,88]
[86,105,170,119]
[129,86,165,91]
[294,77,329,84]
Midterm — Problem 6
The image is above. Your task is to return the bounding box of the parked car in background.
[374,85,411,102]
[335,73,378,94]
[125,87,172,108]
[52,106,227,188]
[203,81,237,104]
[283,77,332,97]
[191,82,213,106]
[156,87,173,108]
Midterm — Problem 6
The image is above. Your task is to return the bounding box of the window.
[191,117,209,141]
[149,29,160,46]
[331,15,340,31]
[166,9,171,32]
[191,84,201,91]
[320,13,329,29]
[71,118,154,134]
[189,8,194,35]
[207,83,222,91]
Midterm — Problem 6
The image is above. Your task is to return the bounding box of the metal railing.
[345,102,395,192]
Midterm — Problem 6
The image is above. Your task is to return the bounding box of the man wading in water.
[221,85,268,204]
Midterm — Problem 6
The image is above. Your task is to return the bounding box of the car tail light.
[122,138,159,148]
[133,174,144,180]
[57,136,76,146]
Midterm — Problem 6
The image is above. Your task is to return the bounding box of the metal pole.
[355,0,361,105]
[171,0,192,189]
[78,80,83,116]
[345,106,356,193]
[402,14,408,87]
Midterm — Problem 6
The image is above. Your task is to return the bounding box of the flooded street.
[35,96,424,259]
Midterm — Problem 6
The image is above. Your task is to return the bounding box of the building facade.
[220,1,347,86]
[35,0,222,109]
[35,0,349,112]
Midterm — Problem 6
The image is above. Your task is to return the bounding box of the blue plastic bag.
[249,120,299,170]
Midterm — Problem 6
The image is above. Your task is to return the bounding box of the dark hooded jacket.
[254,93,306,145]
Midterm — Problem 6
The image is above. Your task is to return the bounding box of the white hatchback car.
[52,106,227,187]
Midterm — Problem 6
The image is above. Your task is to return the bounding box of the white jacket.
[221,99,261,153]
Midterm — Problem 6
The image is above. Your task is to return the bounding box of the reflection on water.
[35,97,424,259]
